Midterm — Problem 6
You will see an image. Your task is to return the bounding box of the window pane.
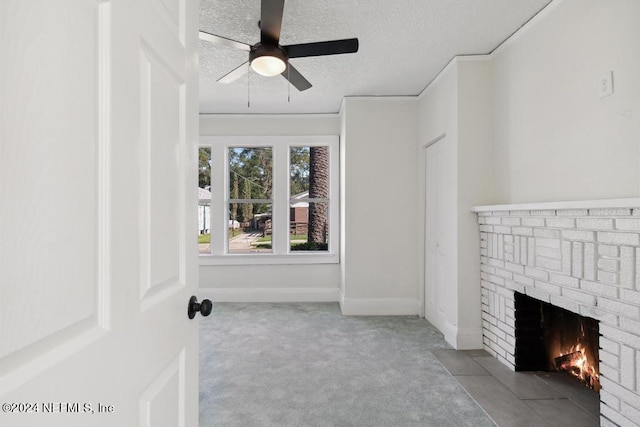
[290,146,329,198]
[308,146,329,199]
[228,205,272,254]
[289,146,330,252]
[229,147,272,200]
[290,146,309,196]
[290,202,329,252]
[228,147,273,254]
[198,147,211,254]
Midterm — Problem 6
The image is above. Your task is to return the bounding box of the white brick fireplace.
[472,199,640,427]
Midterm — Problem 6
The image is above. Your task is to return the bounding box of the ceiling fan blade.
[199,30,251,52]
[281,63,312,92]
[260,0,285,44]
[217,61,249,84]
[284,38,359,58]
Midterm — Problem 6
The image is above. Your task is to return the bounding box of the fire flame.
[557,344,600,391]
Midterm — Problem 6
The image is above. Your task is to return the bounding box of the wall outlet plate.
[599,71,614,98]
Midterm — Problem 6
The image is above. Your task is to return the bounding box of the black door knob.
[188,296,213,319]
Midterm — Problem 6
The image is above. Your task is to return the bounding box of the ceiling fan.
[199,0,359,92]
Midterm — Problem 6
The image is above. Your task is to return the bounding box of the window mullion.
[329,138,340,256]
[272,143,289,255]
[211,143,226,255]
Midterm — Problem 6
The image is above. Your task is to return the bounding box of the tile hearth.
[433,349,600,427]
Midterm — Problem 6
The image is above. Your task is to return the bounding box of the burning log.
[554,351,582,370]
[555,351,583,377]
[554,350,600,391]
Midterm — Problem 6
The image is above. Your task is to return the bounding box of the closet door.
[424,137,456,343]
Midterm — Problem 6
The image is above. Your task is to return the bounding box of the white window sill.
[199,253,339,266]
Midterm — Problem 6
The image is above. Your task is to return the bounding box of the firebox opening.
[514,292,600,391]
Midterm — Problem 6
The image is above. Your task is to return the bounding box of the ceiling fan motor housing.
[250,43,288,76]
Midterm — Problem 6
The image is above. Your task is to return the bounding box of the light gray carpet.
[199,303,495,427]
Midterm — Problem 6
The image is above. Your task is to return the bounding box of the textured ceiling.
[199,0,552,114]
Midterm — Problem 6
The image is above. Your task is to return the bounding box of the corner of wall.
[452,327,484,350]
[456,59,494,337]
[418,52,493,348]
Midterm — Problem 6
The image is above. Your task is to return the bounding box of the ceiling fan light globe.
[251,55,286,77]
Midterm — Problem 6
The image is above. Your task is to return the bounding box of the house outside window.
[199,135,339,265]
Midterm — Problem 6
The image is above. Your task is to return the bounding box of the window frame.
[199,135,339,265]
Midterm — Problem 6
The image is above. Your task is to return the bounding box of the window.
[199,136,339,265]
[228,146,273,254]
[198,146,211,254]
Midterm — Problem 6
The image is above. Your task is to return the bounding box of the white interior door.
[424,137,456,340]
[0,1,200,426]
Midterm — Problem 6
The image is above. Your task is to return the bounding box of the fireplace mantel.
[472,199,640,427]
[472,197,640,213]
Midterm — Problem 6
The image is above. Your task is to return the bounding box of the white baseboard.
[339,297,421,316]
[424,310,483,349]
[453,327,484,350]
[424,310,483,350]
[199,287,340,302]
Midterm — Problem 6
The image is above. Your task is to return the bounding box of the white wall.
[417,58,493,348]
[456,59,493,346]
[416,0,640,347]
[199,114,342,301]
[491,0,640,203]
[199,114,340,136]
[199,108,423,310]
[340,97,421,315]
